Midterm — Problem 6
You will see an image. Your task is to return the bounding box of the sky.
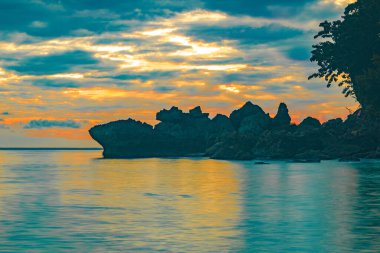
[0,0,358,147]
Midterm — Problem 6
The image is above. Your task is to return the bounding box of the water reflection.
[0,150,379,252]
[0,151,243,252]
[237,162,362,252]
[59,157,243,252]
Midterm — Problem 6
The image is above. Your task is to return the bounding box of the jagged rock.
[89,101,380,160]
[154,106,212,155]
[229,102,271,134]
[299,117,321,128]
[211,114,234,133]
[322,118,343,128]
[273,103,291,126]
[230,101,268,129]
[206,137,254,161]
[189,106,209,118]
[156,106,184,123]
[365,148,380,158]
[238,113,271,135]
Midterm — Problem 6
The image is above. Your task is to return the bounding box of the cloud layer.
[0,0,357,147]
[24,120,82,129]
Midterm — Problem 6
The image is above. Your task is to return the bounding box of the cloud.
[0,0,345,40]
[285,46,311,61]
[30,21,48,28]
[24,120,82,129]
[0,1,119,38]
[31,79,81,89]
[0,0,202,39]
[154,86,176,93]
[203,0,317,18]
[6,50,99,75]
[0,1,359,146]
[185,24,304,45]
[0,1,58,33]
[109,71,180,82]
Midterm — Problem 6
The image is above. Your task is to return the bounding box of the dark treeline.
[309,0,380,113]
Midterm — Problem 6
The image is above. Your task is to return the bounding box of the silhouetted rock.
[154,106,212,156]
[322,118,343,129]
[89,119,156,158]
[212,114,232,127]
[189,106,209,118]
[156,106,184,123]
[230,102,268,129]
[299,117,321,128]
[238,113,271,135]
[211,114,234,134]
[273,103,291,126]
[89,101,380,160]
[229,102,271,135]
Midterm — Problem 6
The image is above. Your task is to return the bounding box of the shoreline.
[89,102,380,161]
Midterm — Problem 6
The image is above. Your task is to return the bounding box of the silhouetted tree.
[309,0,380,112]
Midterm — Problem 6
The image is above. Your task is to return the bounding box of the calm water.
[0,150,379,252]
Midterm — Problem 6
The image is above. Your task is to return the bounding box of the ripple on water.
[0,151,379,252]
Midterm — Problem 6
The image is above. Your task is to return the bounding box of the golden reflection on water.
[56,152,243,250]
[0,156,4,200]
[1,150,379,252]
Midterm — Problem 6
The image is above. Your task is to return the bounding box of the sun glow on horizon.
[0,0,360,146]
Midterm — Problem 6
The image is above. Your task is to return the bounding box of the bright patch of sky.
[0,0,358,147]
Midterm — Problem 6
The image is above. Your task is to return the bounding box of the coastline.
[89,102,380,161]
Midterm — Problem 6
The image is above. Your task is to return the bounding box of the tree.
[309,0,380,112]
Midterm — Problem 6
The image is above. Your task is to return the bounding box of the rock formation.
[89,101,380,160]
[273,102,291,127]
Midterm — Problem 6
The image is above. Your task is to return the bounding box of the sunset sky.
[0,0,357,147]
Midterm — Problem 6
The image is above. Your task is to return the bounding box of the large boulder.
[89,119,157,158]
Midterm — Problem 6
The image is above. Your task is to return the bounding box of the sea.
[0,149,379,252]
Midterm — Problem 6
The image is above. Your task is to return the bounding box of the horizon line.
[0,147,102,150]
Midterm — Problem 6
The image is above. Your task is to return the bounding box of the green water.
[0,150,379,252]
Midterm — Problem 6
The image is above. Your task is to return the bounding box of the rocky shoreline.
[89,102,380,161]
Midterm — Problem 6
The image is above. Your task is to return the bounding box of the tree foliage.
[309,0,380,112]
